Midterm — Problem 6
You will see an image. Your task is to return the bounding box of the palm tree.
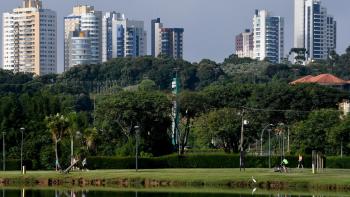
[83,127,98,152]
[46,113,69,171]
[67,112,78,165]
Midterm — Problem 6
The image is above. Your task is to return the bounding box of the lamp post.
[268,128,271,169]
[260,124,273,156]
[2,132,5,171]
[134,126,140,172]
[278,123,286,163]
[20,127,25,173]
[239,109,248,171]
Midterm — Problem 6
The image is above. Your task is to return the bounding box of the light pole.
[20,127,25,173]
[278,123,285,163]
[239,109,248,171]
[2,132,5,171]
[134,126,140,172]
[268,128,271,169]
[260,124,273,156]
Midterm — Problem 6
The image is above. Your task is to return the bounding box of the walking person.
[298,154,304,169]
[82,157,88,171]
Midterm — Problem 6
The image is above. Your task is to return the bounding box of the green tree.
[138,79,157,91]
[330,115,350,155]
[95,90,173,156]
[292,109,340,154]
[67,112,79,165]
[193,108,242,153]
[46,114,69,171]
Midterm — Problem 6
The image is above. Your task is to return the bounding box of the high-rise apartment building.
[2,0,57,75]
[64,5,102,71]
[102,12,146,61]
[69,30,92,66]
[294,0,336,61]
[253,10,284,63]
[235,29,254,59]
[151,18,184,59]
[102,12,122,62]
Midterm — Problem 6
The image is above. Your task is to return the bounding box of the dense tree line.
[1,51,350,169]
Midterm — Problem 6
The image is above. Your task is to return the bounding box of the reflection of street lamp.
[20,127,25,173]
[134,126,140,172]
[260,124,273,156]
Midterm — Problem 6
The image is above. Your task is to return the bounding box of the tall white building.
[151,18,184,59]
[253,10,284,63]
[64,5,102,71]
[294,0,336,61]
[2,0,57,75]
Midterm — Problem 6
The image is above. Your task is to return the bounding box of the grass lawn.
[0,168,350,188]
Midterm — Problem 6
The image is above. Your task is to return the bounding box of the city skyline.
[1,0,350,73]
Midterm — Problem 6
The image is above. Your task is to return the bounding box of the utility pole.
[134,126,140,172]
[20,127,25,173]
[287,126,290,153]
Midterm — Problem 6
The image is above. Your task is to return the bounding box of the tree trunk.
[70,136,74,165]
[179,117,191,155]
[55,140,61,171]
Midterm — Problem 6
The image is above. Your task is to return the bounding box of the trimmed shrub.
[87,154,313,169]
[0,159,33,171]
[326,157,350,168]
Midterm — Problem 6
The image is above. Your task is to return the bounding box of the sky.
[1,0,350,73]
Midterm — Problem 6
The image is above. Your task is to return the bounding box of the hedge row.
[0,159,32,171]
[3,155,348,170]
[86,154,313,170]
[326,157,350,169]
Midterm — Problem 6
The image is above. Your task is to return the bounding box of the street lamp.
[260,124,273,156]
[20,127,25,173]
[2,132,5,171]
[239,109,248,172]
[268,128,271,169]
[134,126,140,172]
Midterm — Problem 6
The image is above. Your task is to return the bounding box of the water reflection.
[0,188,335,197]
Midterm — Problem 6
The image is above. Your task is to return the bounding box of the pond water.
[0,189,347,197]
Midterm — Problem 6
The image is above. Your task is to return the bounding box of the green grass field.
[0,168,350,189]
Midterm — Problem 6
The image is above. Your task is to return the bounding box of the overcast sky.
[1,0,349,73]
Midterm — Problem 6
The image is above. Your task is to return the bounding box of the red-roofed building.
[290,74,350,90]
[290,75,314,85]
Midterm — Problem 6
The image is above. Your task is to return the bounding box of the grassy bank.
[0,169,350,191]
